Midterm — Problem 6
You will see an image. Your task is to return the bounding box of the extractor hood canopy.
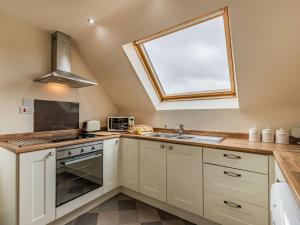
[34,31,97,88]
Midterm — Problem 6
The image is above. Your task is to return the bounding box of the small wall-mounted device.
[19,98,34,114]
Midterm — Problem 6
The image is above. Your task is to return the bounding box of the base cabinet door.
[19,148,56,225]
[167,144,203,216]
[139,140,167,202]
[103,138,120,193]
[204,192,269,225]
[120,138,139,192]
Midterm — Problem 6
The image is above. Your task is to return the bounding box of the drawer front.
[204,192,269,225]
[203,148,268,174]
[204,164,269,208]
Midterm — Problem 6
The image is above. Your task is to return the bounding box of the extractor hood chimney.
[34,31,97,88]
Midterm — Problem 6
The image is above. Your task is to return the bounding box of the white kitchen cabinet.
[120,138,139,192]
[103,138,120,193]
[139,140,167,202]
[19,148,56,225]
[204,163,269,208]
[203,148,268,174]
[204,191,269,225]
[167,143,203,216]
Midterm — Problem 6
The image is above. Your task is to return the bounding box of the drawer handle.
[224,201,242,209]
[223,154,241,159]
[224,171,242,177]
[160,144,165,149]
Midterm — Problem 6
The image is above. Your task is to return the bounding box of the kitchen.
[0,0,300,225]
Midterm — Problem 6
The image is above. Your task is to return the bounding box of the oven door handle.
[60,153,102,166]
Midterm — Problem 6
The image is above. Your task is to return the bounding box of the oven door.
[56,150,103,207]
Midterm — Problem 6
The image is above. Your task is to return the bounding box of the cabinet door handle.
[224,171,242,177]
[224,201,242,209]
[167,146,173,150]
[160,144,165,149]
[47,152,54,157]
[223,154,241,159]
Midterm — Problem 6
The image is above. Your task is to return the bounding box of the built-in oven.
[56,141,103,207]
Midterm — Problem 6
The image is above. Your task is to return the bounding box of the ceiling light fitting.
[87,18,95,25]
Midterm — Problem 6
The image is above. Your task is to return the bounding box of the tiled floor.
[66,194,196,225]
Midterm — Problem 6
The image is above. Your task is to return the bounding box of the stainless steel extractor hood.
[34,31,97,88]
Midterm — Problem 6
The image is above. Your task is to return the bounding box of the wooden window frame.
[134,7,236,101]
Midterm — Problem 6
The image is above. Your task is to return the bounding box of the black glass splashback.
[34,100,79,132]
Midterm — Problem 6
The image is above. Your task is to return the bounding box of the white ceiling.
[1,0,300,114]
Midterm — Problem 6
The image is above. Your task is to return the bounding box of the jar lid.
[249,126,260,131]
[276,128,289,133]
[262,127,274,132]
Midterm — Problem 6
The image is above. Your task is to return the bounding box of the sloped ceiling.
[1,0,300,115]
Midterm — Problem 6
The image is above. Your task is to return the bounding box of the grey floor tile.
[119,210,139,224]
[98,198,119,212]
[98,211,119,225]
[74,213,98,225]
[157,210,179,221]
[136,200,152,209]
[141,222,163,225]
[118,199,137,211]
[65,220,76,225]
[162,220,185,225]
[138,206,160,223]
[65,194,196,225]
[182,220,196,225]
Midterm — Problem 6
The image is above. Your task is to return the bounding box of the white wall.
[81,0,300,133]
[121,106,300,133]
[1,0,300,133]
[0,12,118,134]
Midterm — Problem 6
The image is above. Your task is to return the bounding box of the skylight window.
[134,7,236,101]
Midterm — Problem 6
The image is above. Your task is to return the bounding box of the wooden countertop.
[273,150,300,205]
[0,130,121,154]
[121,133,300,155]
[2,130,300,155]
[0,134,121,154]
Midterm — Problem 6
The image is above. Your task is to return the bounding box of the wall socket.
[19,98,34,114]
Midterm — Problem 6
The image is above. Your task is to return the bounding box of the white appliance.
[82,120,101,132]
[271,182,300,225]
[107,116,134,131]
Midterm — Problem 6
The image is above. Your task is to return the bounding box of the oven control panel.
[56,141,103,160]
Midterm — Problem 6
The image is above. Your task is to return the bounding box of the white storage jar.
[262,127,275,143]
[249,127,261,142]
[275,128,289,144]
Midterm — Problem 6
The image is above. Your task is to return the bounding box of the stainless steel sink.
[143,133,178,139]
[173,135,194,140]
[142,132,224,144]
